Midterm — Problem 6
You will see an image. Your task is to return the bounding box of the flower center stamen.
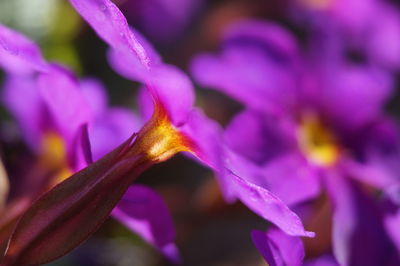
[40,132,67,169]
[40,132,72,185]
[297,113,340,167]
[128,104,193,163]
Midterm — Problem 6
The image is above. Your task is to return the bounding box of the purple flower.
[69,0,313,236]
[290,0,400,70]
[191,19,400,264]
[2,65,91,176]
[0,24,178,262]
[0,1,313,264]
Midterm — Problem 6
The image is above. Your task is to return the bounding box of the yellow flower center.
[40,132,72,184]
[40,132,67,169]
[297,113,340,167]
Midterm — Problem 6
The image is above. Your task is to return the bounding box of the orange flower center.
[127,104,193,163]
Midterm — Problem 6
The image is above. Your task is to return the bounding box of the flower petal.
[190,47,296,114]
[179,109,225,174]
[68,0,153,70]
[135,66,196,126]
[147,65,195,126]
[366,5,400,70]
[0,24,48,74]
[89,108,142,161]
[251,228,304,266]
[38,65,92,150]
[224,109,293,165]
[261,153,320,206]
[383,184,400,256]
[382,185,400,254]
[80,78,108,117]
[222,20,299,60]
[112,185,179,262]
[226,154,314,237]
[1,75,44,151]
[325,170,398,266]
[69,0,194,126]
[105,26,161,81]
[71,124,93,171]
[341,120,400,189]
[319,64,393,131]
[190,20,298,114]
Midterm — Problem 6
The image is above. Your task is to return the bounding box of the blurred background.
[0,0,399,265]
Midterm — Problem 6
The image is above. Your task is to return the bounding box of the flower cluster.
[191,1,400,265]
[0,0,399,265]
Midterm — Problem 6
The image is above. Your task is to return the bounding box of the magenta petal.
[79,77,142,161]
[69,0,194,125]
[89,108,142,161]
[80,78,108,117]
[111,185,180,263]
[383,186,400,254]
[38,65,92,146]
[71,124,93,171]
[262,153,320,206]
[179,109,224,173]
[229,173,314,237]
[222,20,299,60]
[149,65,195,126]
[68,0,155,71]
[106,26,161,81]
[1,75,44,151]
[107,48,151,82]
[190,46,296,114]
[332,0,375,31]
[224,110,293,165]
[135,64,195,126]
[321,64,393,130]
[113,59,197,125]
[226,152,314,237]
[223,150,266,202]
[325,170,398,266]
[325,172,358,265]
[137,86,154,123]
[342,120,400,189]
[106,27,161,81]
[367,6,400,70]
[0,24,48,74]
[190,20,298,114]
[251,228,304,266]
[340,158,398,190]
